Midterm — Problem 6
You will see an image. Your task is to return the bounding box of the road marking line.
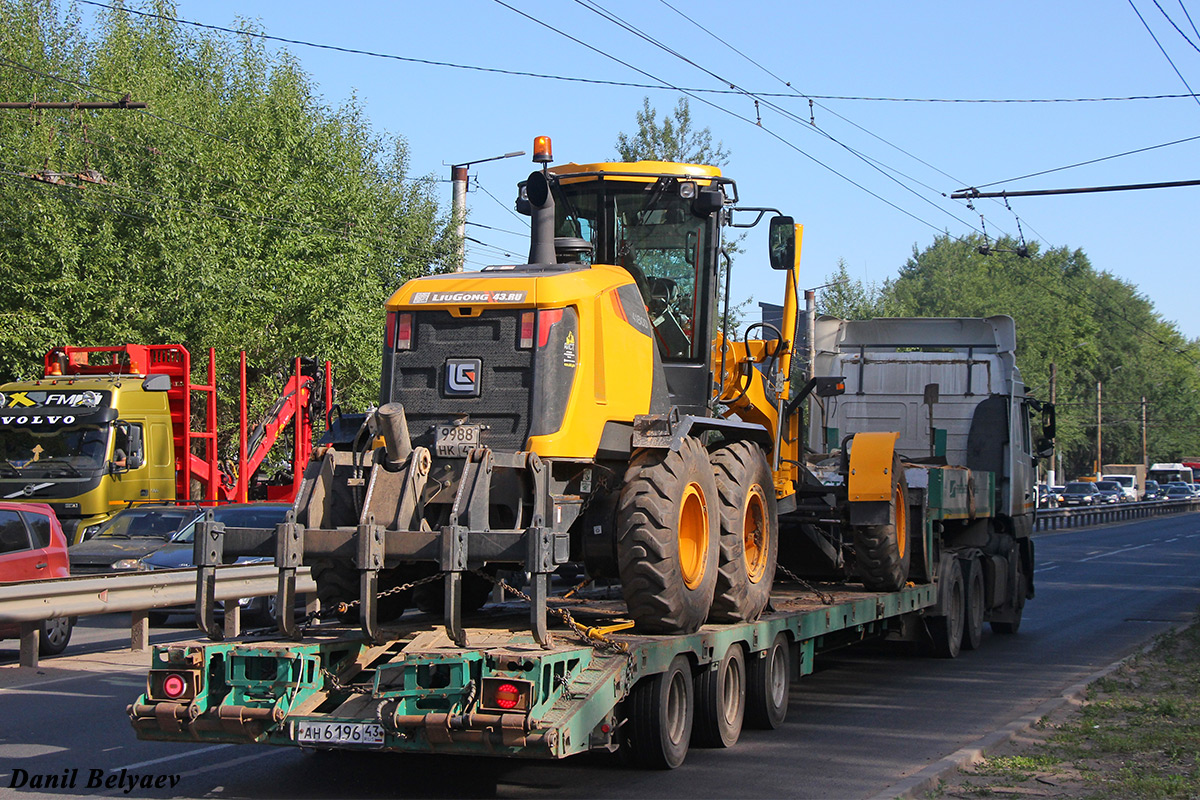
[1080,542,1153,562]
[111,743,233,772]
[1034,565,1060,574]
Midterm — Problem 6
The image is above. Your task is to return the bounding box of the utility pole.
[448,150,525,272]
[805,289,816,382]
[1048,362,1057,487]
[1096,380,1103,478]
[1142,395,1148,470]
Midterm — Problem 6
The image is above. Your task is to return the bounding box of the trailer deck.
[130,582,936,759]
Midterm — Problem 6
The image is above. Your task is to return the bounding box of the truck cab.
[0,346,179,543]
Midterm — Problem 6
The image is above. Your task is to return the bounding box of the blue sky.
[92,1,1200,340]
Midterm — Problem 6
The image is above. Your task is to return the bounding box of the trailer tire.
[962,556,985,651]
[625,654,694,769]
[930,557,964,658]
[745,632,790,729]
[852,462,910,592]
[709,442,778,623]
[692,644,746,748]
[617,437,719,634]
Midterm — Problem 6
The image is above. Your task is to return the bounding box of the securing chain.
[775,563,837,605]
[472,569,629,656]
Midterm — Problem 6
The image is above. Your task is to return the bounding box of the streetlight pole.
[1096,379,1102,478]
[449,149,525,271]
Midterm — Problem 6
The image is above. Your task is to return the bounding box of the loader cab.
[538,163,732,414]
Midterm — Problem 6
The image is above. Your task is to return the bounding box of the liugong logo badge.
[445,359,481,397]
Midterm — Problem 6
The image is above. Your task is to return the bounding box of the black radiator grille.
[387,310,533,452]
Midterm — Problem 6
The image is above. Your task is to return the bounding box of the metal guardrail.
[1034,498,1200,531]
[0,565,314,668]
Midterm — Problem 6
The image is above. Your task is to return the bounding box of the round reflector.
[494,682,520,710]
[162,673,187,699]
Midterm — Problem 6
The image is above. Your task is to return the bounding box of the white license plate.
[435,424,480,457]
[292,720,385,745]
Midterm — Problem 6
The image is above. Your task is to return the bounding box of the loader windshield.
[553,177,718,361]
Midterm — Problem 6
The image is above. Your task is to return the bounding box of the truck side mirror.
[768,216,795,271]
[127,424,144,470]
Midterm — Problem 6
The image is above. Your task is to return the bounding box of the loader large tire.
[709,442,778,623]
[616,437,719,635]
[852,461,910,592]
[312,560,358,621]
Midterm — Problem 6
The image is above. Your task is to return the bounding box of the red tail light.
[519,311,535,348]
[494,682,521,709]
[162,673,187,699]
[538,309,564,348]
[395,312,413,351]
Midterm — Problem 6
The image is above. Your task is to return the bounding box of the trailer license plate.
[435,424,480,457]
[293,721,385,745]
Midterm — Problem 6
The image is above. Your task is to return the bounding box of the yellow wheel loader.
[211,137,917,645]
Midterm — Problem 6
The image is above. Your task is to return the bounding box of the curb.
[866,619,1194,800]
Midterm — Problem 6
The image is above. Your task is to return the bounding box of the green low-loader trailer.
[128,468,997,769]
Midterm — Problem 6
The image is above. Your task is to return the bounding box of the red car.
[0,502,73,656]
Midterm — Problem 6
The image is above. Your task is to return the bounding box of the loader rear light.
[537,309,565,348]
[532,136,553,163]
[395,312,413,351]
[480,677,533,713]
[519,311,535,349]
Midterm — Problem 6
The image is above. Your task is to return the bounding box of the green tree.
[816,259,897,319]
[0,0,455,451]
[615,96,729,166]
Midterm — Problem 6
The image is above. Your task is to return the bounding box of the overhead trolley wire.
[66,3,1200,105]
[1128,0,1200,108]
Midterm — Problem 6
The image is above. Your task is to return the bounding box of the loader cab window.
[553,177,717,362]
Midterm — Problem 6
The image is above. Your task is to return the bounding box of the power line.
[953,177,1200,199]
[1153,0,1200,52]
[1128,0,1200,108]
[64,2,1200,106]
[971,132,1200,189]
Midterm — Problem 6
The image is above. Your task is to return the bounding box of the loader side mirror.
[768,216,795,271]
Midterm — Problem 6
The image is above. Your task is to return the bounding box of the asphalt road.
[2,512,1198,799]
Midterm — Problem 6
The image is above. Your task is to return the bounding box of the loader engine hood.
[380,264,663,459]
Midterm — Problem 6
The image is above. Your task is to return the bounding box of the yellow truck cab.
[0,345,187,543]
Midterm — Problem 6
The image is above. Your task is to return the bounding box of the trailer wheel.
[709,442,778,623]
[616,437,719,634]
[962,557,985,651]
[930,558,964,658]
[625,654,694,769]
[745,632,790,729]
[692,643,746,748]
[852,461,911,592]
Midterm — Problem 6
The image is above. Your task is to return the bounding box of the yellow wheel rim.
[894,483,907,558]
[679,482,709,589]
[743,485,769,583]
